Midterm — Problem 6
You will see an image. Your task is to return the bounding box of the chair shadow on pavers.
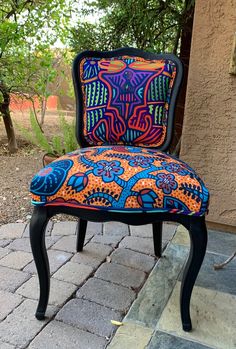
[29,47,209,331]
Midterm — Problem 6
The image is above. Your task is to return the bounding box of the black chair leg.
[29,206,50,320]
[152,221,163,257]
[76,218,88,252]
[180,216,207,331]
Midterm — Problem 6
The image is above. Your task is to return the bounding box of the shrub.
[17,110,78,156]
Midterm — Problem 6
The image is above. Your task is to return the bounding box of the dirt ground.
[0,111,76,225]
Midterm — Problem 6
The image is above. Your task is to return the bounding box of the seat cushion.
[30,146,209,216]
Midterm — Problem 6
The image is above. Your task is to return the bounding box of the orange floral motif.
[31,146,209,216]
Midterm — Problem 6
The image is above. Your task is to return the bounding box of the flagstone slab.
[147,331,212,349]
[193,252,236,295]
[107,322,153,349]
[207,229,236,256]
[125,244,188,328]
[172,227,236,258]
[158,282,236,349]
[172,225,190,246]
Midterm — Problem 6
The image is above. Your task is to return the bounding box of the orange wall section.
[10,95,58,111]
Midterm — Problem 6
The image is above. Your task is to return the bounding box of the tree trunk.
[40,96,47,127]
[0,89,18,153]
[170,0,194,155]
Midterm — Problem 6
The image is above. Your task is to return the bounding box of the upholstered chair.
[29,48,209,331]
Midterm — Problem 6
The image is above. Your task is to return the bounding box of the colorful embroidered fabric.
[79,56,176,147]
[31,146,209,216]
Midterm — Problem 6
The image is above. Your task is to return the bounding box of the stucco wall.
[180,0,236,229]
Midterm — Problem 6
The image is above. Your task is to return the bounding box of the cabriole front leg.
[30,206,50,320]
[180,216,207,331]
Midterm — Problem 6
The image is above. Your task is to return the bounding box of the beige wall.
[180,0,236,229]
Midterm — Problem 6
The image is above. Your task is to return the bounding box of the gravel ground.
[0,142,78,225]
[0,111,76,225]
[0,142,43,224]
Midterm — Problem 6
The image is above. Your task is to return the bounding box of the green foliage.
[16,110,53,153]
[17,110,78,155]
[0,0,76,152]
[70,0,193,53]
[51,135,64,156]
[59,114,78,153]
[0,0,74,100]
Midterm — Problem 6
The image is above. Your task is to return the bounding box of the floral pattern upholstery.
[31,146,209,216]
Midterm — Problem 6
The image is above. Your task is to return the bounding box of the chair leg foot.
[76,218,87,252]
[182,322,192,332]
[180,216,207,332]
[183,322,192,332]
[30,206,50,320]
[36,311,46,320]
[152,221,163,257]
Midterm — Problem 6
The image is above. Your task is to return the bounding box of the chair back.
[73,47,183,151]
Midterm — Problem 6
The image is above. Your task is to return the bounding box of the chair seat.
[30,146,209,216]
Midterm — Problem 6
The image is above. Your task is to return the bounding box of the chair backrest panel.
[73,48,183,151]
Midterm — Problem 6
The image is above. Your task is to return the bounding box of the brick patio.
[0,221,235,348]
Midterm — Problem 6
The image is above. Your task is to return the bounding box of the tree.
[70,0,191,53]
[0,0,73,153]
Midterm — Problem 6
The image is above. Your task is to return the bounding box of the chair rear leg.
[29,206,50,320]
[152,221,163,257]
[76,218,88,252]
[180,216,207,331]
